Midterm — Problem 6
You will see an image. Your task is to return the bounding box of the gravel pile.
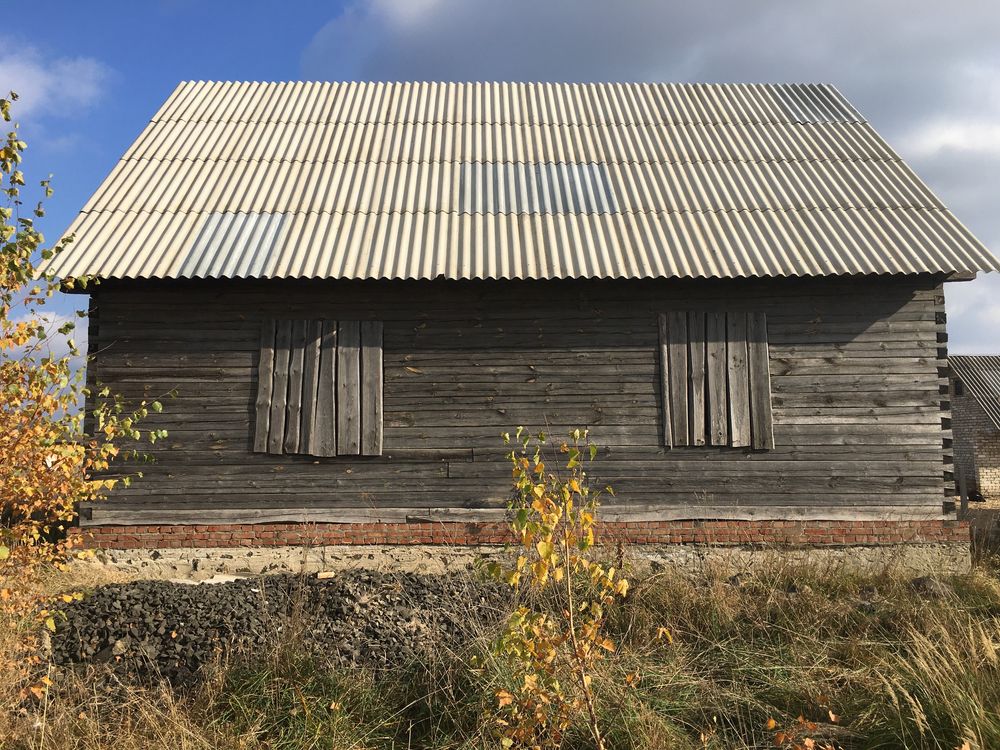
[50,571,508,682]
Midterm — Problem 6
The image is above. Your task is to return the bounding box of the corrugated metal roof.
[44,81,1000,282]
[951,356,1000,430]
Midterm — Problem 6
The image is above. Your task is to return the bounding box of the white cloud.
[0,47,110,119]
[946,275,1000,355]
[901,119,1000,159]
[372,0,447,27]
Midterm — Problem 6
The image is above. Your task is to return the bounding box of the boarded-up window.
[658,311,773,450]
[254,319,383,457]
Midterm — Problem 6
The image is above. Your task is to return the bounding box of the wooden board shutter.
[255,319,374,458]
[311,321,338,457]
[687,311,707,446]
[336,321,362,456]
[267,320,293,454]
[253,319,277,454]
[298,320,324,455]
[665,311,689,446]
[747,312,774,450]
[360,321,384,456]
[706,312,729,446]
[658,311,772,450]
[726,313,751,448]
[283,320,309,454]
[657,313,673,447]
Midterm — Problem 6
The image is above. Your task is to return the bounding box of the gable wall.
[80,276,953,529]
[951,381,1000,504]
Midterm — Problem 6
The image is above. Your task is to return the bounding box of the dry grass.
[3,556,1000,749]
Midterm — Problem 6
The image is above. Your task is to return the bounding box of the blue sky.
[7,0,1000,353]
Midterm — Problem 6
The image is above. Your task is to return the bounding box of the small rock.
[910,576,951,599]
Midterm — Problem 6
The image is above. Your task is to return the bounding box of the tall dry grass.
[3,557,1000,750]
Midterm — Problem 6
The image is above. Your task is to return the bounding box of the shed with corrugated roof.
[47,81,1000,543]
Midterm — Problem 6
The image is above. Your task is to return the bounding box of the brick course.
[951,380,1000,504]
[83,519,970,549]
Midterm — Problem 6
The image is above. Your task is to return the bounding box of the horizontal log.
[80,504,947,527]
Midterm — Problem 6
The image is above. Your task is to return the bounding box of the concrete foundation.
[80,542,971,581]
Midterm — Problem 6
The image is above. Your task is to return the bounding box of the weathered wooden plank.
[299,320,323,454]
[385,364,658,381]
[772,375,943,392]
[267,320,293,455]
[94,481,941,503]
[769,358,936,376]
[123,395,944,415]
[312,321,338,457]
[336,320,361,455]
[119,447,474,464]
[747,311,775,450]
[727,313,751,448]
[282,320,308,454]
[117,408,947,432]
[667,311,689,446]
[123,456,936,477]
[361,320,384,456]
[117,444,944,463]
[447,459,942,478]
[657,313,672,447]
[706,311,729,446]
[688,311,707,445]
[94,286,936,310]
[252,320,276,453]
[97,353,939,376]
[97,278,933,309]
[83,300,102,438]
[80,503,946,527]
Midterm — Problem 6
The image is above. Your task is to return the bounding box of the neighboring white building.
[951,356,1000,507]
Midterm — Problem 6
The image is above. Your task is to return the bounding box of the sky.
[5,0,1000,353]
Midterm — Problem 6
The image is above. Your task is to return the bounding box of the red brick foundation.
[83,519,970,549]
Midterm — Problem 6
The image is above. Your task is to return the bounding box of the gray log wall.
[79,276,952,525]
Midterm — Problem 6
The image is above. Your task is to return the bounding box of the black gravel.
[50,571,509,682]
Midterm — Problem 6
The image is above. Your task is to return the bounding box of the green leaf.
[0,545,9,561]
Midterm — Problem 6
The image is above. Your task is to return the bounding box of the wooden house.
[45,82,1000,551]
